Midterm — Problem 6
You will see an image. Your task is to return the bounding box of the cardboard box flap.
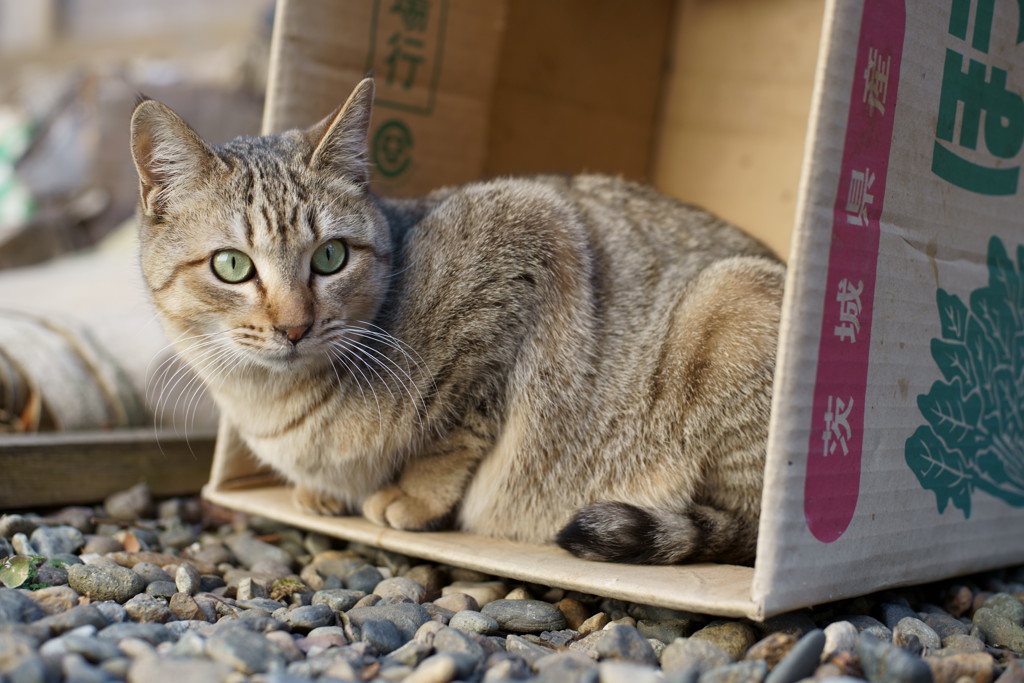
[207,416,282,491]
[757,0,1024,615]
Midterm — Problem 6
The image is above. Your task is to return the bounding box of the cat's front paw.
[293,485,348,516]
[363,485,450,531]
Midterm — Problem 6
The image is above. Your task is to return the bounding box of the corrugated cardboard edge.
[753,0,841,617]
[261,0,287,135]
[203,483,760,619]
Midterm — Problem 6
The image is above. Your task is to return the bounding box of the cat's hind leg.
[557,255,784,565]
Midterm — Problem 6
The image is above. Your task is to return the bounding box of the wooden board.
[205,484,759,619]
[0,429,215,509]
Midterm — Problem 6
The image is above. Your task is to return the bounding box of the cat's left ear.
[306,77,375,190]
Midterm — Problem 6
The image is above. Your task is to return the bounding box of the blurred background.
[0,0,270,266]
[0,0,274,435]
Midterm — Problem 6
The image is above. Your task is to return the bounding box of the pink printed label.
[804,0,907,542]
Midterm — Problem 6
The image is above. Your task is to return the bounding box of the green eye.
[211,249,255,283]
[311,239,348,275]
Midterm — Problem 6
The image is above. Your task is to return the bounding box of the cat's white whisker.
[327,345,383,425]
[321,350,348,394]
[187,342,254,441]
[146,329,235,412]
[346,331,421,401]
[336,337,409,417]
[151,333,233,433]
[183,344,246,451]
[166,340,237,437]
[383,261,415,280]
[359,324,437,425]
[359,327,429,380]
[361,322,427,363]
[145,328,230,385]
[332,340,388,412]
[344,333,425,416]
[321,347,366,405]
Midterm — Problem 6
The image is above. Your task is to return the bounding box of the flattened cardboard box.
[206,0,1024,619]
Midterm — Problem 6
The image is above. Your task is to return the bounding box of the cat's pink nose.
[278,324,310,344]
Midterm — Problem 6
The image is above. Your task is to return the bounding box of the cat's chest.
[230,404,326,465]
[216,381,389,474]
[214,380,335,453]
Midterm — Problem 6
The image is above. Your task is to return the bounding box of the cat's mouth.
[240,334,322,369]
[272,338,318,361]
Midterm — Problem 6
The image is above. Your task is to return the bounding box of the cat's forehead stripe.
[306,206,320,241]
[258,204,276,243]
[221,152,320,249]
[286,168,310,203]
[150,255,208,293]
[241,212,254,246]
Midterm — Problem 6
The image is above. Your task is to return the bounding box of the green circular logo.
[372,119,414,178]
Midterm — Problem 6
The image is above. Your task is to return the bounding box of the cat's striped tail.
[554,501,756,565]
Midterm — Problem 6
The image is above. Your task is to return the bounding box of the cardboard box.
[205,0,1024,619]
[262,0,675,202]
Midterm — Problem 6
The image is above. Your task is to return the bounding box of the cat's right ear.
[305,78,375,190]
[130,98,226,217]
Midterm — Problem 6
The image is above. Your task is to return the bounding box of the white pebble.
[11,533,37,555]
[504,587,531,600]
[117,636,156,659]
[823,620,859,660]
[407,653,459,683]
[599,660,661,683]
[38,637,70,658]
[66,625,98,638]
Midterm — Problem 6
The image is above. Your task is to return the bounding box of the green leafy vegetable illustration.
[906,235,1024,517]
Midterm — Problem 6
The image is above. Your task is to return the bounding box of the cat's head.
[130,78,392,375]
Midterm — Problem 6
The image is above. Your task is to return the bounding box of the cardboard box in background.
[263,0,677,208]
[483,0,673,189]
[264,0,814,260]
[208,0,1024,619]
[263,0,505,198]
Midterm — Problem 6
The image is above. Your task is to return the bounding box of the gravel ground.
[1,483,1023,683]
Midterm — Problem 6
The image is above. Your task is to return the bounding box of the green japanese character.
[390,0,429,32]
[385,33,425,89]
[933,49,1023,195]
[948,0,1024,54]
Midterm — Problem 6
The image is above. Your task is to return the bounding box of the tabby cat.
[130,78,784,565]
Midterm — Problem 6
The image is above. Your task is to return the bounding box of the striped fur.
[130,78,784,565]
